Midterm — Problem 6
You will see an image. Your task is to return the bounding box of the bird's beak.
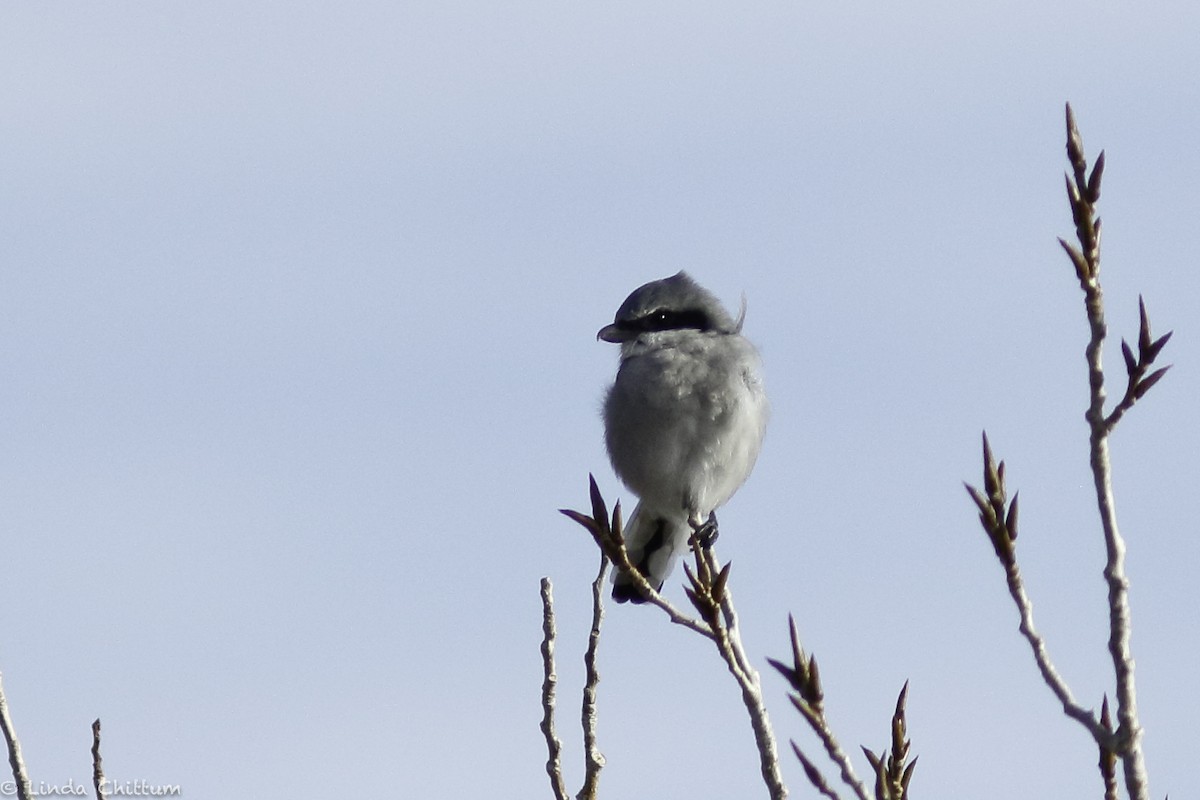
[597,323,630,343]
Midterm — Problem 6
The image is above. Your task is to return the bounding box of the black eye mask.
[622,307,716,334]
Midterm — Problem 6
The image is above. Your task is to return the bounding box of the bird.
[598,271,768,604]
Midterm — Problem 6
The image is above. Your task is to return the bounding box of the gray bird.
[598,272,768,603]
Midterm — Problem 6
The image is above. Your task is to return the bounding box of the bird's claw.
[690,512,719,549]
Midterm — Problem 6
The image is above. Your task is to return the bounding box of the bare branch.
[777,631,916,800]
[1099,696,1119,800]
[538,579,570,800]
[767,615,824,712]
[966,433,1109,742]
[694,544,787,798]
[1063,102,1150,800]
[861,683,918,800]
[576,553,608,800]
[562,478,788,799]
[1002,547,1109,739]
[967,105,1158,800]
[91,719,106,800]
[560,476,713,638]
[791,742,845,800]
[0,673,33,800]
[771,618,871,800]
[787,694,871,800]
[1105,297,1172,430]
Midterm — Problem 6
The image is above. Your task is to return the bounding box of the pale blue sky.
[3,3,1199,798]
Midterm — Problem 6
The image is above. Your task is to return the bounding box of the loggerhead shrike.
[598,272,768,604]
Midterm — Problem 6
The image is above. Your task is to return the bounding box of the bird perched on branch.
[598,272,768,603]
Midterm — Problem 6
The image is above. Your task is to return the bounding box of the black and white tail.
[611,503,691,604]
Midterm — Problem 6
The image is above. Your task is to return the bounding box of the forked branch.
[966,103,1164,800]
[769,617,918,800]
[559,475,788,800]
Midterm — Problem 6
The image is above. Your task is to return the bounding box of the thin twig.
[539,578,570,800]
[687,546,751,684]
[0,673,33,800]
[1064,102,1150,800]
[771,618,910,800]
[735,677,787,800]
[999,551,1109,741]
[791,742,845,800]
[705,547,754,679]
[616,561,714,639]
[1104,297,1171,432]
[91,719,106,800]
[861,683,918,800]
[1099,697,1120,800]
[577,553,608,800]
[697,546,787,799]
[562,477,787,799]
[560,476,713,638]
[967,433,1108,741]
[790,698,871,800]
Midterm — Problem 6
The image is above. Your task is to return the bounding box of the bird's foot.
[690,512,719,549]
